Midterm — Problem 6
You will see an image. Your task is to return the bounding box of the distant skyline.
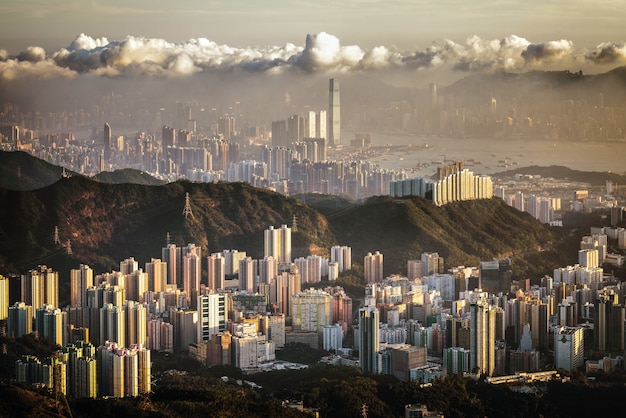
[2,1,626,92]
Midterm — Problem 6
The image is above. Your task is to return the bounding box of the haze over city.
[2,2,626,417]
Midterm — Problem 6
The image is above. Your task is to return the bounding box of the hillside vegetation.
[309,195,569,279]
[0,177,333,276]
[494,165,626,186]
[0,152,576,286]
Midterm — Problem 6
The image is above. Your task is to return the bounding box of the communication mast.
[53,226,60,245]
[182,192,195,220]
[291,214,298,232]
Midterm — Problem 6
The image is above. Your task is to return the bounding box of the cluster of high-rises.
[349,221,626,382]
[0,225,359,395]
[390,163,494,206]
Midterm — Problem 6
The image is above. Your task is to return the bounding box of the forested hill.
[0,177,333,275]
[0,150,68,191]
[304,194,571,279]
[494,164,626,186]
[0,173,570,285]
[0,150,164,190]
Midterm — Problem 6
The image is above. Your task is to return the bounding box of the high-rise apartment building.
[359,306,380,374]
[554,326,584,372]
[421,252,444,276]
[100,303,125,349]
[222,249,247,276]
[331,245,352,273]
[291,289,331,335]
[145,258,167,293]
[8,302,33,338]
[125,300,147,347]
[469,301,496,376]
[197,292,226,342]
[70,264,93,308]
[328,79,340,146]
[0,274,9,320]
[364,251,384,283]
[183,252,202,306]
[264,225,292,264]
[218,116,235,142]
[21,266,58,317]
[162,244,182,286]
[208,253,225,291]
[238,257,257,292]
[594,290,625,353]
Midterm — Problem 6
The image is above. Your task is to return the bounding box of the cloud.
[16,46,47,62]
[586,42,626,65]
[0,32,621,81]
[521,39,574,64]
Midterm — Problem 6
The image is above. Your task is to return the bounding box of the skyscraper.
[469,301,496,376]
[364,251,384,283]
[331,246,352,273]
[183,252,202,306]
[103,123,112,156]
[359,306,379,374]
[328,78,340,146]
[145,258,167,293]
[70,264,93,308]
[0,274,9,320]
[208,253,225,291]
[264,225,292,264]
[162,244,182,286]
[21,266,58,317]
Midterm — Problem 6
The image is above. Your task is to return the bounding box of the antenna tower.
[66,239,72,255]
[182,192,194,219]
[291,214,298,232]
[54,226,60,245]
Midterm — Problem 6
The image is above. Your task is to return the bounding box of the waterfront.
[343,132,626,178]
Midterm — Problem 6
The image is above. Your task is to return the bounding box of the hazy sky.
[1,1,626,86]
[1,0,624,51]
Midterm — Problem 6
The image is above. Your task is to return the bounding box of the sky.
[1,1,626,85]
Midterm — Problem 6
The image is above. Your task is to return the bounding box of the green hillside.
[311,194,570,279]
[0,154,574,286]
[494,165,626,186]
[0,177,333,276]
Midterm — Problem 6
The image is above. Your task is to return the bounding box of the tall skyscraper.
[8,302,33,338]
[264,225,292,264]
[208,253,226,291]
[0,274,9,320]
[328,79,340,146]
[162,244,182,286]
[364,251,384,283]
[238,257,257,293]
[359,306,379,374]
[331,246,352,273]
[145,258,167,293]
[21,266,58,317]
[469,301,496,376]
[183,252,202,306]
[70,264,93,308]
[103,123,112,155]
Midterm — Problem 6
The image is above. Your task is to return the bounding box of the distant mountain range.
[0,151,164,191]
[494,165,626,186]
[0,151,578,300]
